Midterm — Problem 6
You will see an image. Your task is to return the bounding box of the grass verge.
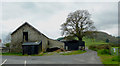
[60,50,86,55]
[1,53,23,56]
[1,50,86,56]
[88,44,120,65]
[97,49,120,66]
[98,54,119,64]
[0,52,44,56]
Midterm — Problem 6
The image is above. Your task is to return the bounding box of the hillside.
[92,31,118,44]
[84,31,119,46]
[57,31,119,46]
[83,37,108,46]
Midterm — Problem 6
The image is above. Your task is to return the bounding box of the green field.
[83,37,108,46]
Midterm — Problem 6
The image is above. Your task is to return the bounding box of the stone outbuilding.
[10,22,64,53]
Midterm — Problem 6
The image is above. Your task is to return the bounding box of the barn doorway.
[27,46,38,55]
[23,32,28,42]
[22,41,42,55]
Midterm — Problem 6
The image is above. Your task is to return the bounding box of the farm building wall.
[48,39,64,49]
[10,24,48,53]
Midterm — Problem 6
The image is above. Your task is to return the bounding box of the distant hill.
[92,31,118,44]
[57,31,119,45]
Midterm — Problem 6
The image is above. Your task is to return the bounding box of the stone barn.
[10,22,64,53]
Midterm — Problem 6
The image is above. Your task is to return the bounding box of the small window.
[23,32,28,42]
[48,41,50,45]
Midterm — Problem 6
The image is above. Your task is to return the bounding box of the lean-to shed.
[22,41,42,55]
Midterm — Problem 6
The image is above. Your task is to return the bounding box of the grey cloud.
[118,1,120,36]
[2,2,65,21]
[2,2,118,39]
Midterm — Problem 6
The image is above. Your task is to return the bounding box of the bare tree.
[61,10,96,41]
[3,32,11,43]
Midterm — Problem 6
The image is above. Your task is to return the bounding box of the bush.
[89,45,97,51]
[5,43,10,47]
[89,44,111,51]
[97,44,111,49]
[110,44,120,47]
[97,49,110,55]
[112,56,120,62]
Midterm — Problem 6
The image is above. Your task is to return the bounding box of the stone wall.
[11,23,65,53]
[48,39,64,49]
[10,24,48,52]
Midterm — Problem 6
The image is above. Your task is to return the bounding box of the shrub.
[89,45,97,51]
[110,44,120,47]
[97,44,111,50]
[97,49,110,55]
[5,43,10,47]
[89,44,111,51]
[112,56,120,62]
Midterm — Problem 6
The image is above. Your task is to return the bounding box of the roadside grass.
[1,52,49,56]
[1,50,86,56]
[98,54,119,65]
[89,46,120,65]
[60,50,86,55]
[1,53,23,56]
[97,49,119,64]
[88,40,120,65]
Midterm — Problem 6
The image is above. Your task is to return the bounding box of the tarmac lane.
[1,56,25,66]
[1,49,103,66]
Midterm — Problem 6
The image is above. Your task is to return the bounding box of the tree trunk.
[78,37,82,41]
[74,35,82,41]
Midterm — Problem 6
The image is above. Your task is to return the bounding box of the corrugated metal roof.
[22,41,42,45]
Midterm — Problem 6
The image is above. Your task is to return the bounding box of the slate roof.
[11,22,48,38]
[22,41,42,45]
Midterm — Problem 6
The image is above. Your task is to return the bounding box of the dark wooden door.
[34,46,38,54]
[28,46,32,55]
[23,32,28,42]
[28,46,38,55]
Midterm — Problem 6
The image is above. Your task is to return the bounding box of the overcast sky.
[0,1,119,41]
